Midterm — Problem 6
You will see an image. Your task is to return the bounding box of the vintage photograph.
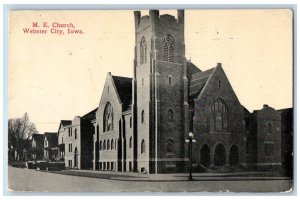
[7,9,293,192]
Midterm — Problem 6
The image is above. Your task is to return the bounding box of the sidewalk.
[47,169,291,182]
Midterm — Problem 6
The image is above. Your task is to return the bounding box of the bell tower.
[132,10,189,173]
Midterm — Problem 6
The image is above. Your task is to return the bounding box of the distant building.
[91,10,293,174]
[57,120,72,161]
[63,109,96,169]
[43,132,58,160]
[31,134,45,160]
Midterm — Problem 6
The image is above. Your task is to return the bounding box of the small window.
[141,139,145,154]
[129,136,132,148]
[218,80,221,87]
[103,140,106,150]
[168,76,172,85]
[264,143,274,156]
[111,139,114,150]
[168,109,174,122]
[74,128,77,140]
[107,86,109,93]
[99,141,102,150]
[130,117,132,128]
[167,139,175,154]
[107,139,110,150]
[141,110,145,123]
[267,123,272,134]
[142,78,144,86]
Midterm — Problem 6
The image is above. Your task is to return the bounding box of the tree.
[8,113,38,161]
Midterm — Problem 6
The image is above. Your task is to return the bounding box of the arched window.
[129,136,132,148]
[140,37,147,65]
[111,139,114,150]
[130,117,132,128]
[141,139,145,154]
[141,110,145,123]
[163,34,175,62]
[74,129,77,140]
[168,109,174,122]
[103,140,106,150]
[210,98,229,132]
[107,139,110,150]
[267,123,272,134]
[103,102,113,132]
[167,139,175,154]
[99,141,102,150]
[115,138,118,150]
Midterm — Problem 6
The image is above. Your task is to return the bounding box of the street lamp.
[185,132,196,180]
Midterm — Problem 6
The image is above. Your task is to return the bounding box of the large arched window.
[163,34,174,62]
[141,139,145,154]
[166,139,175,154]
[210,98,229,132]
[168,109,174,122]
[103,102,113,132]
[140,37,147,65]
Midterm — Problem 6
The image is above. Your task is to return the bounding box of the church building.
[92,10,292,174]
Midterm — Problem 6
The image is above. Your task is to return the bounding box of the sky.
[9,9,293,133]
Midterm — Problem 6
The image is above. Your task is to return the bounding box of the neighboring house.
[43,132,58,160]
[31,134,45,160]
[248,105,282,171]
[277,108,293,177]
[57,120,72,161]
[64,109,96,169]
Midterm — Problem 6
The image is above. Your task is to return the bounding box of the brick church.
[91,10,293,174]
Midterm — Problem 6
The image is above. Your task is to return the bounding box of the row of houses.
[26,108,96,169]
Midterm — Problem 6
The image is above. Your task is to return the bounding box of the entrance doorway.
[229,145,239,166]
[214,144,226,166]
[200,144,211,167]
[74,147,78,168]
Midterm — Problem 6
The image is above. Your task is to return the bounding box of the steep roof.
[187,61,201,81]
[112,75,132,111]
[189,67,215,99]
[32,133,44,144]
[44,132,57,147]
[82,108,97,122]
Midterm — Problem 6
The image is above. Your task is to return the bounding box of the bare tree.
[8,113,38,161]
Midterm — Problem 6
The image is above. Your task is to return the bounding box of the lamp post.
[185,132,196,180]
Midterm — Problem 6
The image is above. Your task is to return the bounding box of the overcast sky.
[9,9,293,133]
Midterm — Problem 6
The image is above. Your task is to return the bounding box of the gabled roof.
[112,75,132,111]
[189,67,215,99]
[61,120,72,126]
[44,132,57,147]
[32,133,44,144]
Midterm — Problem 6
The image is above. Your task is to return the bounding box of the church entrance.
[229,145,239,166]
[214,144,226,166]
[200,144,211,167]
